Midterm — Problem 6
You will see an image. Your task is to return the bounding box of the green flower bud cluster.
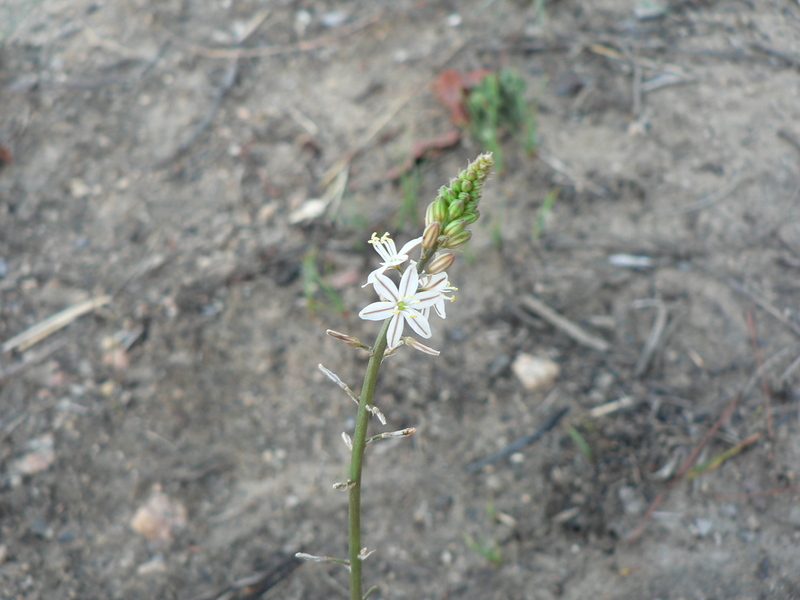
[424,152,493,249]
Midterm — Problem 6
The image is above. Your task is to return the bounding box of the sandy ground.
[2,1,800,598]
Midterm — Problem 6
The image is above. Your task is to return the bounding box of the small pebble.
[694,517,713,537]
[512,354,559,391]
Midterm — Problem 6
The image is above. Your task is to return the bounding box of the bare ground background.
[2,1,800,599]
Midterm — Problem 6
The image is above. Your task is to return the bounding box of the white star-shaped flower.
[418,272,457,319]
[363,232,422,287]
[358,264,440,349]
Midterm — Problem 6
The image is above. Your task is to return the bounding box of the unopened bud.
[460,180,473,193]
[402,336,441,355]
[424,202,435,226]
[431,196,448,222]
[461,210,479,225]
[450,178,462,194]
[326,329,369,350]
[442,218,467,237]
[421,221,440,249]
[465,169,478,182]
[367,427,418,444]
[444,230,472,249]
[447,199,465,220]
[426,252,455,275]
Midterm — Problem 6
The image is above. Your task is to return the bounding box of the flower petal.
[433,297,446,319]
[398,263,419,298]
[362,267,387,288]
[371,271,399,302]
[358,301,396,321]
[398,237,422,256]
[420,272,448,291]
[403,309,432,339]
[386,314,404,348]
[411,290,442,310]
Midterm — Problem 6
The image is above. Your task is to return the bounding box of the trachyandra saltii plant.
[297,153,494,599]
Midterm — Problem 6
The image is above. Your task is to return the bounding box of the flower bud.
[461,210,479,225]
[465,169,478,182]
[443,230,472,249]
[431,196,448,222]
[458,192,471,203]
[425,202,435,226]
[450,178,462,194]
[442,218,467,237]
[426,252,455,274]
[326,329,370,350]
[421,221,440,249]
[460,180,473,193]
[447,199,465,220]
[402,337,440,356]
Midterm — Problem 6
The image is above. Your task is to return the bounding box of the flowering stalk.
[301,153,493,599]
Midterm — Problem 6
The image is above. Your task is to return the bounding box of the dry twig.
[626,395,739,543]
[175,12,384,60]
[633,300,668,378]
[725,278,800,337]
[186,554,302,600]
[2,295,111,354]
[746,312,774,445]
[465,407,570,473]
[518,294,610,352]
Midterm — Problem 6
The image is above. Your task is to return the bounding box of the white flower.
[363,232,422,287]
[418,272,457,319]
[358,264,440,349]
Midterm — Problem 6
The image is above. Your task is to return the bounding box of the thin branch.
[2,295,111,353]
[518,295,610,352]
[465,407,570,473]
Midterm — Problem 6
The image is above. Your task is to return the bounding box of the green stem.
[348,319,390,600]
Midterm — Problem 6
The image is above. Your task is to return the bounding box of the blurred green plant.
[461,501,503,567]
[301,248,345,315]
[532,187,559,242]
[566,424,594,463]
[395,166,423,231]
[462,530,502,567]
[466,68,537,172]
[532,0,547,26]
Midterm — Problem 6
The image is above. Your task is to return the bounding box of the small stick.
[518,295,610,352]
[588,395,636,418]
[535,149,608,197]
[686,432,761,480]
[631,57,643,116]
[320,37,468,187]
[186,554,302,600]
[725,278,800,337]
[749,41,800,71]
[633,301,668,378]
[465,407,570,473]
[654,172,741,215]
[2,295,111,354]
[777,128,800,154]
[746,312,774,445]
[741,344,799,397]
[0,339,67,383]
[626,395,738,543]
[716,483,800,501]
[175,11,385,60]
[152,59,239,169]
